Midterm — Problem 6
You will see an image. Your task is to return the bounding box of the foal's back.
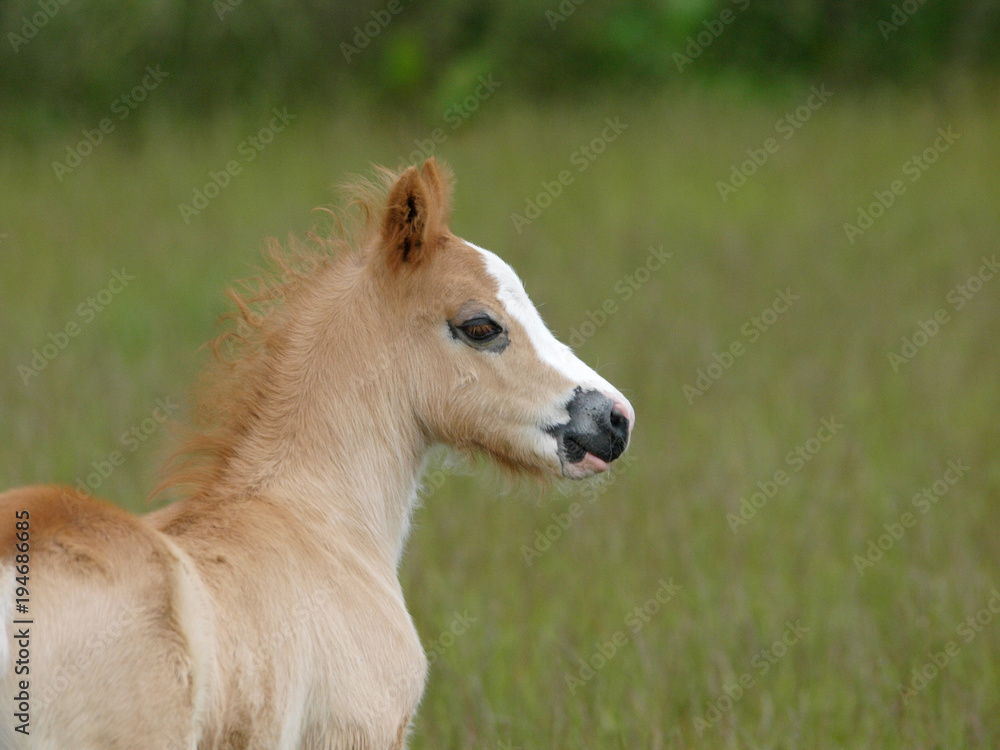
[0,486,204,748]
[0,485,424,749]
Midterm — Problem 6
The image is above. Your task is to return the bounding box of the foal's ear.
[421,157,453,224]
[381,159,451,268]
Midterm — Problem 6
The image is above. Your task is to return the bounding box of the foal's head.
[366,159,633,479]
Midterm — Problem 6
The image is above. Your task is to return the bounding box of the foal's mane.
[152,167,401,502]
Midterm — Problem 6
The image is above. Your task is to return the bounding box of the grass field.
[2,86,999,748]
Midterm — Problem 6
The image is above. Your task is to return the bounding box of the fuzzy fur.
[0,159,631,749]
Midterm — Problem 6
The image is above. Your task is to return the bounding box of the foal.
[0,159,633,749]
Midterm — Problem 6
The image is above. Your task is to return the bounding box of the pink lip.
[565,452,610,478]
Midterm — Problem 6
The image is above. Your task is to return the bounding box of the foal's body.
[1,160,632,749]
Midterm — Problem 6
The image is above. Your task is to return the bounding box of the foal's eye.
[458,317,503,343]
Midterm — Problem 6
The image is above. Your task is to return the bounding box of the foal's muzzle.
[549,387,632,471]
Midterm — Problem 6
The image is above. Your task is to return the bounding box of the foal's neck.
[222,261,428,567]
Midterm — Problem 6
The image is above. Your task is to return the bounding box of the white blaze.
[471,242,634,423]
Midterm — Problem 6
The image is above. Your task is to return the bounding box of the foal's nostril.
[602,404,629,463]
[609,407,629,438]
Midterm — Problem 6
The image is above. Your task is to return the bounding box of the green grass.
[2,87,999,748]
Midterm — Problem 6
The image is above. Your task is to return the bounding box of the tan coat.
[1,160,633,749]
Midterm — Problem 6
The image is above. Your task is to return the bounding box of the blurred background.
[2,1,999,747]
